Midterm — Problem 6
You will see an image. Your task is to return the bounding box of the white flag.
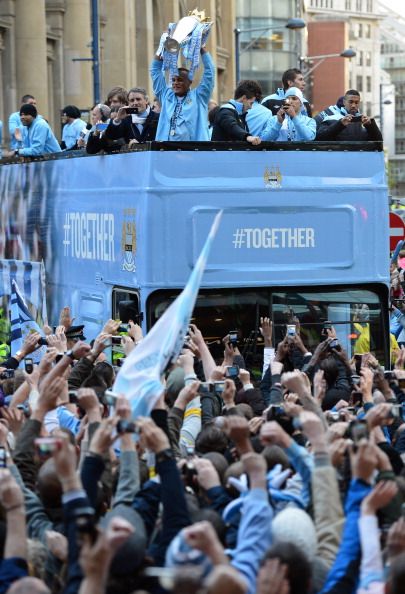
[113,211,222,418]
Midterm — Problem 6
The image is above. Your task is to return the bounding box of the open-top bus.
[0,140,389,366]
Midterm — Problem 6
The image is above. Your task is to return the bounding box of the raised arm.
[150,56,167,102]
[196,50,215,103]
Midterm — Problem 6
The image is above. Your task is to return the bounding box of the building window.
[365,24,371,38]
[366,76,371,92]
[356,0,362,11]
[357,50,364,66]
[345,0,351,8]
[366,0,373,11]
[365,51,371,66]
[356,75,363,92]
[358,23,363,37]
[366,101,372,114]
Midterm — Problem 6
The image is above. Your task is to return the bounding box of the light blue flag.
[9,279,46,362]
[0,259,46,311]
[113,210,223,418]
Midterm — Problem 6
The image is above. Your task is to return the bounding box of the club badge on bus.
[121,215,136,272]
[264,166,282,189]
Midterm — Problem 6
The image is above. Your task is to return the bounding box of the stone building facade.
[0,0,235,141]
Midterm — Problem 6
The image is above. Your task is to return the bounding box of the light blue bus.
[0,140,390,365]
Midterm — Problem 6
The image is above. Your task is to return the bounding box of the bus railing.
[0,140,384,165]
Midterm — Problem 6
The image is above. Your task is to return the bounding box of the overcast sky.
[379,0,405,17]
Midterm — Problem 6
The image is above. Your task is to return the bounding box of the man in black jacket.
[211,80,261,144]
[261,68,312,117]
[316,89,382,141]
[105,87,159,145]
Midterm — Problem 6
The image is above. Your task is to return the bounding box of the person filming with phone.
[104,87,159,146]
[316,89,382,141]
[260,87,316,142]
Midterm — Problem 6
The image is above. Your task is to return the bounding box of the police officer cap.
[65,325,86,341]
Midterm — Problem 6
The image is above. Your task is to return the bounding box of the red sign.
[390,212,405,251]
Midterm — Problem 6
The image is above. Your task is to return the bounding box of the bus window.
[112,287,141,323]
[148,284,389,370]
[148,288,272,365]
[271,287,387,363]
[111,287,141,365]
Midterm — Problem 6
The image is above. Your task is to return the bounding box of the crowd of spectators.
[0,52,383,158]
[0,298,402,594]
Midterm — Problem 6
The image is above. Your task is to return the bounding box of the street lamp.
[300,48,356,78]
[71,0,101,105]
[379,82,393,136]
[234,18,306,82]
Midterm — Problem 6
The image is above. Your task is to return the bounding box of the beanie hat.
[337,95,345,108]
[165,529,213,578]
[271,507,317,561]
[100,504,147,576]
[20,103,37,118]
[285,87,304,104]
[63,105,81,119]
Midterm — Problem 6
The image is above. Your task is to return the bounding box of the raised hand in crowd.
[221,415,252,455]
[359,366,374,404]
[308,337,333,366]
[52,434,79,492]
[32,375,67,422]
[174,380,200,411]
[87,332,112,362]
[0,468,26,560]
[299,410,326,451]
[121,334,135,356]
[183,520,228,565]
[222,378,236,410]
[257,558,290,594]
[15,331,42,361]
[281,370,311,399]
[259,316,273,348]
[313,369,326,403]
[78,516,134,594]
[46,332,66,353]
[127,320,143,344]
[193,457,221,491]
[136,416,170,453]
[260,420,292,449]
[88,416,117,456]
[76,388,102,423]
[0,406,24,438]
[178,348,195,376]
[274,336,289,363]
[101,318,121,336]
[350,440,378,484]
[387,518,405,561]
[361,480,398,516]
[59,305,75,330]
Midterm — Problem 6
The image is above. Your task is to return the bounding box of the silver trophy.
[157,8,213,79]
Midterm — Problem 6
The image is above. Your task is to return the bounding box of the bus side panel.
[49,154,153,324]
[146,150,388,288]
